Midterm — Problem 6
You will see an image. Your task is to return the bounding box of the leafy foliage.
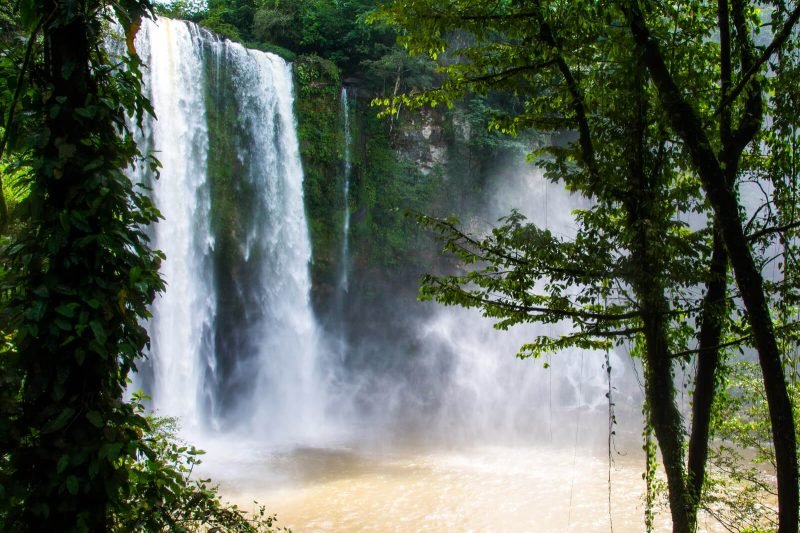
[250,0,397,74]
[113,396,288,532]
[702,362,796,532]
[160,0,401,76]
[373,0,800,530]
[294,54,345,304]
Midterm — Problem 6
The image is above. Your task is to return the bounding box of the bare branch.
[747,220,800,242]
[463,60,557,85]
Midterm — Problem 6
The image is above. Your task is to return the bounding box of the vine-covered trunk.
[8,1,160,529]
[15,6,109,530]
[640,314,692,532]
[625,64,693,532]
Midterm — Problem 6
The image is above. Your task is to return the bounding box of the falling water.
[134,18,325,440]
[129,15,637,448]
[130,17,642,448]
[133,19,214,428]
[339,88,352,295]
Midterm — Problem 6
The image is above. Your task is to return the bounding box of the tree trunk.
[14,2,111,530]
[687,227,727,507]
[625,63,693,532]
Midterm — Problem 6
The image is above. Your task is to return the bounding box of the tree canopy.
[373,0,800,531]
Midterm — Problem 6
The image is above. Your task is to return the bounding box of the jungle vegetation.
[1,0,799,531]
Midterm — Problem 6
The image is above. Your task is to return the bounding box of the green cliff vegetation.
[293,54,342,305]
[294,51,443,319]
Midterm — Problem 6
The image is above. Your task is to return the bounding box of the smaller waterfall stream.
[339,88,353,295]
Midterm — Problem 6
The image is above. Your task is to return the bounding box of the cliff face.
[392,107,449,176]
[293,55,538,356]
[296,55,448,321]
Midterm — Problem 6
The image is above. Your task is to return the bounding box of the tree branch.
[463,60,557,85]
[747,219,800,242]
[728,0,763,155]
[715,2,800,116]
[537,22,598,179]
[421,213,611,278]
[451,290,643,321]
[671,319,800,359]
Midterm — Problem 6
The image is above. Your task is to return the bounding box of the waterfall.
[134,18,325,441]
[339,88,352,294]
[128,18,637,451]
[133,19,215,428]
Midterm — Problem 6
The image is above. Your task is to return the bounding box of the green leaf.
[75,106,97,119]
[42,408,75,434]
[58,143,76,159]
[54,317,72,331]
[86,411,105,428]
[66,476,79,496]
[89,320,107,344]
[28,300,46,321]
[55,303,78,318]
[57,455,70,474]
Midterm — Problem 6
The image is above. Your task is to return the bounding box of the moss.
[292,53,444,316]
[202,42,257,264]
[294,55,344,310]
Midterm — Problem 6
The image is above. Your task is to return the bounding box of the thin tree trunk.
[686,1,732,507]
[687,227,727,507]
